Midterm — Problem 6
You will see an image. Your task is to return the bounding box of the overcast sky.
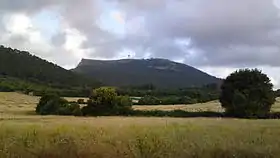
[1,0,280,88]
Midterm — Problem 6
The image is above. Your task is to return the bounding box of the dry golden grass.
[0,92,87,116]
[134,98,280,112]
[2,117,280,158]
[65,97,89,102]
[1,92,280,157]
[133,100,224,112]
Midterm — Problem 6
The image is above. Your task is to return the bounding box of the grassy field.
[1,92,280,157]
[134,98,280,112]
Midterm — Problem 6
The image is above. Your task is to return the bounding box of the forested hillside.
[73,58,221,88]
[0,45,101,96]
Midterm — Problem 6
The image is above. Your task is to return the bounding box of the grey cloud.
[76,0,280,67]
[0,0,113,66]
[0,18,5,35]
[0,0,57,14]
[6,34,30,48]
[1,0,280,68]
[123,0,280,67]
[51,32,66,47]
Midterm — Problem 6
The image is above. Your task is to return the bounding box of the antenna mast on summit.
[127,53,132,59]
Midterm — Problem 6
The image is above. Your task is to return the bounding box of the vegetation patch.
[36,94,82,116]
[220,69,276,118]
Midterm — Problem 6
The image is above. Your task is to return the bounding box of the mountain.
[73,58,221,89]
[0,45,101,95]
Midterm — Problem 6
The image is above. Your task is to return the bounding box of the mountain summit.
[73,58,221,88]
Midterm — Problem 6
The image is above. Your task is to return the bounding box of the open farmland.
[134,98,280,112]
[1,92,280,157]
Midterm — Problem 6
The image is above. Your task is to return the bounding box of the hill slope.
[0,45,100,95]
[73,58,221,88]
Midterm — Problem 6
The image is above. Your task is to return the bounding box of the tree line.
[36,68,280,119]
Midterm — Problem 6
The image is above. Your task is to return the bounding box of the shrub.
[182,96,199,104]
[58,103,82,116]
[82,87,133,116]
[36,94,68,115]
[135,95,201,105]
[91,87,117,107]
[160,96,180,105]
[113,96,133,114]
[219,69,276,118]
[36,94,82,116]
[138,95,161,105]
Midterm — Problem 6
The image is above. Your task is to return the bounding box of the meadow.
[1,92,280,158]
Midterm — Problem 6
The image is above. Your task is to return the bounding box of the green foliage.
[114,96,133,107]
[159,96,200,105]
[138,95,161,105]
[135,92,217,105]
[58,103,82,116]
[118,83,220,105]
[91,87,117,106]
[82,87,133,116]
[36,94,82,116]
[83,87,119,115]
[220,69,276,118]
[113,96,133,115]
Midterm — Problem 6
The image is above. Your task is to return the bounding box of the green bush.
[113,96,133,114]
[58,103,82,116]
[82,87,133,116]
[36,94,82,116]
[220,69,276,118]
[134,91,219,105]
[36,94,67,115]
[90,87,117,107]
[138,95,161,105]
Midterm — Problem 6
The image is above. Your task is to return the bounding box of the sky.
[1,0,280,88]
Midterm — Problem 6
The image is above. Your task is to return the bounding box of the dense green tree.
[220,69,276,118]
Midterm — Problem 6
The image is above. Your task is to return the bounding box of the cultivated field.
[1,92,280,158]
